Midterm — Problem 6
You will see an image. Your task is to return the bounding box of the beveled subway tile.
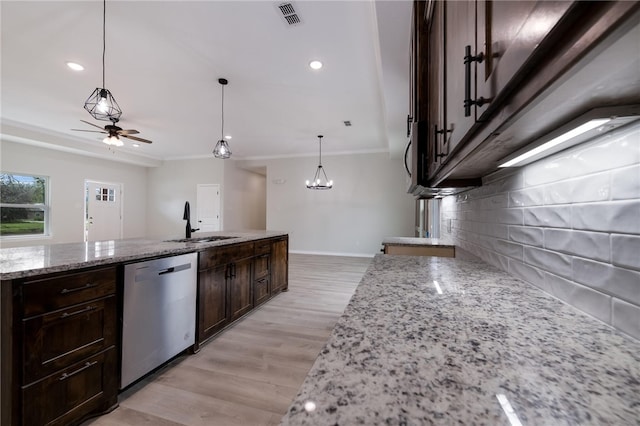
[508,187,544,207]
[524,205,572,228]
[544,229,610,263]
[573,258,640,305]
[509,226,543,247]
[500,208,524,225]
[611,164,640,200]
[573,200,640,234]
[508,259,547,290]
[611,234,640,271]
[525,247,572,280]
[545,272,611,324]
[612,298,640,340]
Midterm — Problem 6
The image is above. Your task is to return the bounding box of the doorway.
[85,180,123,242]
[196,184,221,232]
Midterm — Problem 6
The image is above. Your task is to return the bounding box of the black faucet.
[183,201,199,238]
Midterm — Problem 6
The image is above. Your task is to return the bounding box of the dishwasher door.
[121,252,198,389]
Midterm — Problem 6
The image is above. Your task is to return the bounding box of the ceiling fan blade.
[71,129,107,133]
[80,119,107,130]
[117,129,140,135]
[121,134,153,144]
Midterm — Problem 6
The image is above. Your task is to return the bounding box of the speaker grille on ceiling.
[277,2,302,26]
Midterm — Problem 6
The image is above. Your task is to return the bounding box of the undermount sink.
[165,236,238,243]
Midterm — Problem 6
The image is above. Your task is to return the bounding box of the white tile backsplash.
[611,164,640,200]
[441,121,640,340]
[524,205,572,228]
[572,201,640,234]
[544,229,610,262]
[611,234,640,271]
[612,298,640,340]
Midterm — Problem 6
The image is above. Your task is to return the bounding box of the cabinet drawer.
[22,347,118,426]
[254,277,270,306]
[253,254,270,279]
[22,268,116,317]
[23,295,117,384]
[199,243,254,270]
[254,241,272,256]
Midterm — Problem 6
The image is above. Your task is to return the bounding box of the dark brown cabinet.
[409,0,639,193]
[271,237,288,294]
[2,267,119,426]
[197,242,254,344]
[253,241,271,307]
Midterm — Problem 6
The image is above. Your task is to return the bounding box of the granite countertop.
[281,254,640,425]
[382,236,454,247]
[0,230,287,280]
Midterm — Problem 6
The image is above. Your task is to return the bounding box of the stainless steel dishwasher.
[121,252,197,389]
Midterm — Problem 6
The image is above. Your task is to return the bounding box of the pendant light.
[84,0,122,122]
[306,135,333,190]
[213,78,232,159]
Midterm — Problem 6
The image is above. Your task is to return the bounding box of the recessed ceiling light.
[66,62,84,71]
[309,60,323,70]
[225,135,232,140]
[132,143,140,148]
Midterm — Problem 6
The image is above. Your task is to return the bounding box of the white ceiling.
[0,0,412,165]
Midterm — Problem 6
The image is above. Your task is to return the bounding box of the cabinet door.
[477,0,576,117]
[271,238,288,294]
[23,296,116,384]
[198,264,228,341]
[228,257,253,322]
[22,348,117,426]
[443,0,477,158]
[427,0,445,174]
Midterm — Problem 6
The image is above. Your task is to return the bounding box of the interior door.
[85,181,122,242]
[196,184,221,232]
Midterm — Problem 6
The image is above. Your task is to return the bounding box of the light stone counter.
[381,236,455,247]
[0,230,287,280]
[281,254,640,425]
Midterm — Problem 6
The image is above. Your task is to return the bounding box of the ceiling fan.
[72,119,153,146]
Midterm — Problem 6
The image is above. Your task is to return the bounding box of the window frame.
[0,172,51,240]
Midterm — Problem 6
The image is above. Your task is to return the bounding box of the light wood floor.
[84,254,371,426]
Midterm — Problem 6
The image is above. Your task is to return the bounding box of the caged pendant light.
[213,78,232,159]
[84,0,122,122]
[306,135,333,190]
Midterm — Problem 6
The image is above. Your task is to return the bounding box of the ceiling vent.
[276,2,302,26]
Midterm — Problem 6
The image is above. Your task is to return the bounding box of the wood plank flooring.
[84,254,371,426]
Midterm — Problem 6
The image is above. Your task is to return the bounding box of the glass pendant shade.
[103,134,123,146]
[213,139,231,159]
[306,135,333,190]
[213,78,232,159]
[85,88,122,121]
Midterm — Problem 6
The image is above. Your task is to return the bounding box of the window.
[0,173,49,237]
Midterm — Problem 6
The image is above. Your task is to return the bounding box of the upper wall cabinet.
[409,0,640,195]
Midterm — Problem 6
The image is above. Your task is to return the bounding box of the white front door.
[85,180,123,242]
[196,184,221,232]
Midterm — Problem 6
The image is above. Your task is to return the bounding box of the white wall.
[441,122,640,340]
[246,152,415,256]
[0,140,148,247]
[223,160,266,231]
[145,158,225,239]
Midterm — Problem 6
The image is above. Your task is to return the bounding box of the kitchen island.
[1,230,288,426]
[281,253,640,425]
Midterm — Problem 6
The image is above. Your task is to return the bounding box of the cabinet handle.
[407,114,413,137]
[434,126,451,160]
[60,305,95,319]
[58,361,98,381]
[463,45,488,117]
[60,282,98,294]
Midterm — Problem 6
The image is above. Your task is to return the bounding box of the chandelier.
[213,78,232,159]
[306,135,333,190]
[84,0,122,122]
